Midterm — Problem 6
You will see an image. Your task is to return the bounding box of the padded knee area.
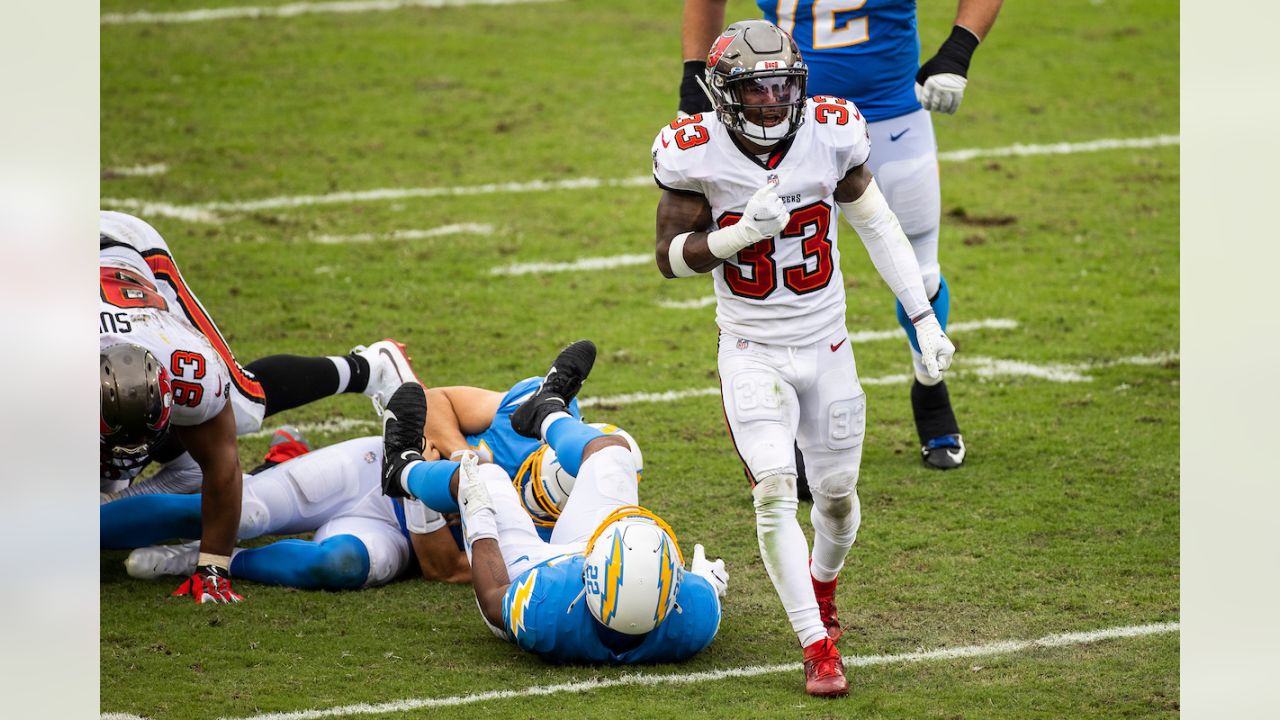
[811,491,861,546]
[309,535,371,590]
[753,473,799,528]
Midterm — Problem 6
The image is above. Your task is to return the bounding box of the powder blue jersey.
[465,377,582,478]
[502,554,722,664]
[760,0,921,122]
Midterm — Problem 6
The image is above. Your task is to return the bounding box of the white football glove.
[690,543,728,599]
[741,180,790,240]
[915,73,968,115]
[912,313,956,380]
[455,450,498,544]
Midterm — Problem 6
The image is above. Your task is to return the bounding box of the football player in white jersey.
[679,0,1005,471]
[651,21,955,697]
[100,211,418,603]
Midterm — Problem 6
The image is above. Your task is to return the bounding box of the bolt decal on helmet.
[582,505,683,635]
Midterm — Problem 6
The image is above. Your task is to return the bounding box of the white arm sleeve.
[404,498,447,535]
[838,178,932,320]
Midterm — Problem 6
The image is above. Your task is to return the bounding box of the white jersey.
[99,248,231,430]
[652,97,871,346]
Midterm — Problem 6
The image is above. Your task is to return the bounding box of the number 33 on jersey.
[652,97,870,347]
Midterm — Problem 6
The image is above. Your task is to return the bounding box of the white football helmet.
[514,423,643,528]
[582,506,684,635]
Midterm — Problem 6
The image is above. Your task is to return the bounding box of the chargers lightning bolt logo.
[600,530,625,624]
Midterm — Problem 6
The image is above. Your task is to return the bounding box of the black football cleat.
[922,433,966,470]
[510,340,597,439]
[381,381,427,498]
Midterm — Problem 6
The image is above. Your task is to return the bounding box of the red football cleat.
[812,570,843,642]
[802,637,849,698]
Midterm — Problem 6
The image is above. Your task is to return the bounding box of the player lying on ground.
[409,377,639,541]
[103,433,469,591]
[380,342,728,663]
[652,21,955,696]
[100,211,419,602]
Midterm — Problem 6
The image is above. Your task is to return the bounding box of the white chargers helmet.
[514,423,643,528]
[582,506,684,635]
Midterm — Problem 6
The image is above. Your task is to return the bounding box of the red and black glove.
[171,564,244,604]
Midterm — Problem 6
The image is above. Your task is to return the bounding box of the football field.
[100,1,1180,717]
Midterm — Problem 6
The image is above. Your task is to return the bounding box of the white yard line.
[101,134,1179,223]
[313,224,494,244]
[101,0,559,25]
[134,621,1173,720]
[489,254,651,276]
[242,417,378,440]
[937,134,1180,162]
[103,163,168,177]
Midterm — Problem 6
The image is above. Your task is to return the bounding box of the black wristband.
[916,25,981,84]
[679,60,713,115]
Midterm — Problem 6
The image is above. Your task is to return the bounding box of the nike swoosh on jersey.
[830,337,847,352]
[660,133,670,148]
[889,128,910,142]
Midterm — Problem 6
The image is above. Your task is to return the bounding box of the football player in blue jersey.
[380,341,728,664]
[679,1,1003,470]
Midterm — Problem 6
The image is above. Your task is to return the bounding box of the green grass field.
[100,0,1179,717]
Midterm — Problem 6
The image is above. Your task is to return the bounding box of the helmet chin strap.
[739,117,790,147]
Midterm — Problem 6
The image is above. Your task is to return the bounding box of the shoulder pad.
[806,97,871,171]
[652,114,715,195]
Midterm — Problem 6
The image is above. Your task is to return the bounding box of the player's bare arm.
[955,0,1004,39]
[678,0,729,114]
[174,400,242,559]
[917,0,1005,113]
[424,386,503,457]
[410,524,472,584]
[655,189,714,278]
[469,537,511,627]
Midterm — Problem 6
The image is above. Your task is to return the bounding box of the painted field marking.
[101,0,559,25]
[489,254,650,276]
[101,134,1179,223]
[103,163,168,177]
[101,621,1174,720]
[245,350,1178,439]
[313,224,494,244]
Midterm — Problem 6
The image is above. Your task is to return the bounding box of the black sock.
[911,380,961,444]
[246,354,367,417]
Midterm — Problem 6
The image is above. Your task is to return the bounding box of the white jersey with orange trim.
[652,97,871,347]
[99,253,230,430]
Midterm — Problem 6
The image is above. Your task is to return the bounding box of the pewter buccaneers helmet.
[582,506,684,635]
[101,343,173,456]
[704,20,807,146]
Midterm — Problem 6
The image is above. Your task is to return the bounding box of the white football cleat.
[126,541,200,579]
[352,339,420,417]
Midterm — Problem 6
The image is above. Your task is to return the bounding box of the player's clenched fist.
[912,313,955,380]
[741,180,790,240]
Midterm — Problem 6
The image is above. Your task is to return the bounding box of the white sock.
[539,410,572,440]
[810,492,861,583]
[329,356,353,393]
[753,474,827,648]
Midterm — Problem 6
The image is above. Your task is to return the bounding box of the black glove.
[916,25,981,84]
[679,60,714,116]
